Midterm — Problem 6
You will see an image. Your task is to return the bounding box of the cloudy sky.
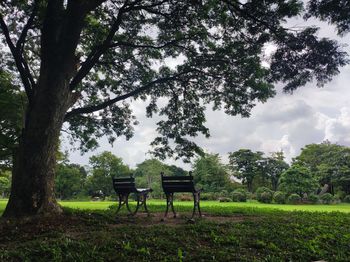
[64,18,350,171]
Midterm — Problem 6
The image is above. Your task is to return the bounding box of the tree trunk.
[3,74,75,218]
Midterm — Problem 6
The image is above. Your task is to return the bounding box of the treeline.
[1,141,350,204]
[228,141,350,204]
[51,151,240,200]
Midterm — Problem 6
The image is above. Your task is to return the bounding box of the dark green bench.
[112,176,152,216]
[161,171,202,219]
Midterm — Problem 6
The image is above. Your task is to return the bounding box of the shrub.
[320,193,333,204]
[307,194,319,204]
[219,197,231,202]
[219,190,230,198]
[200,193,216,201]
[232,189,247,202]
[256,187,273,203]
[288,194,301,204]
[343,195,350,203]
[273,191,286,204]
[178,194,192,201]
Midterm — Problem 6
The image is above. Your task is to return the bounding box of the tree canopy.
[0,0,347,161]
[0,0,349,217]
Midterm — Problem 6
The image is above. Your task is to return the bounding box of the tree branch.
[0,15,34,103]
[69,3,128,90]
[65,70,194,120]
[16,0,39,53]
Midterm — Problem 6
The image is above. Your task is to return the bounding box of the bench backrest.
[112,176,137,194]
[161,172,195,193]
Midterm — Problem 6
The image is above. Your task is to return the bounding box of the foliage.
[307,194,319,204]
[232,189,247,202]
[263,152,290,191]
[134,159,174,198]
[287,194,302,204]
[192,153,232,193]
[343,195,350,203]
[320,193,334,204]
[55,163,87,200]
[0,71,26,169]
[87,151,131,196]
[1,0,349,217]
[228,149,264,192]
[306,0,350,35]
[3,0,347,162]
[293,142,350,195]
[2,204,350,261]
[256,187,274,203]
[273,191,286,204]
[200,193,218,201]
[0,175,10,198]
[218,197,231,203]
[279,165,318,196]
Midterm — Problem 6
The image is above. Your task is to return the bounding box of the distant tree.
[294,141,350,194]
[264,151,289,191]
[279,165,318,197]
[87,151,130,196]
[193,153,232,193]
[134,159,174,198]
[228,149,264,192]
[55,163,87,199]
[0,171,11,198]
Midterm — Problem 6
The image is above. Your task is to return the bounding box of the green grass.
[1,199,350,261]
[2,199,350,215]
[60,199,350,213]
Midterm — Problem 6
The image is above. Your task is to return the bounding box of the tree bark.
[3,78,74,217]
[2,0,90,218]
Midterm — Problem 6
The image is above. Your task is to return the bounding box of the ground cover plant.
[1,201,350,261]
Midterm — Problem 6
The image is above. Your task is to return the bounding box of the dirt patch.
[109,212,252,227]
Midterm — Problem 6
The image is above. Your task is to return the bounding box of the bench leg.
[191,192,201,219]
[165,193,176,218]
[143,193,151,216]
[116,193,129,215]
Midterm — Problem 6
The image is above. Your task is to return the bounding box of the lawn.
[60,199,350,213]
[1,199,350,261]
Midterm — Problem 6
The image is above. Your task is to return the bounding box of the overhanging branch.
[64,70,194,120]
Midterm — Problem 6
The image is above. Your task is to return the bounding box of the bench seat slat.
[162,181,194,187]
[161,176,193,181]
[113,177,135,182]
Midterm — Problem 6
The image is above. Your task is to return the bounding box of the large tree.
[228,149,264,192]
[192,153,232,192]
[0,1,347,217]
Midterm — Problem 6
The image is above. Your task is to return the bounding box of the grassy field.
[2,198,350,215]
[1,199,350,261]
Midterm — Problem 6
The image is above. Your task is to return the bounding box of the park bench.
[112,176,152,216]
[161,172,202,219]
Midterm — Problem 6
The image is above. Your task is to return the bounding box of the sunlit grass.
[1,199,350,216]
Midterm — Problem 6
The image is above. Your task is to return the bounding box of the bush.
[219,197,231,202]
[178,194,192,201]
[307,194,319,204]
[232,189,247,202]
[273,191,286,204]
[343,195,350,203]
[256,187,273,203]
[320,193,333,204]
[200,192,217,201]
[288,194,301,204]
[219,190,230,198]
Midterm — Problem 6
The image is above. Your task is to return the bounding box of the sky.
[64,17,350,171]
